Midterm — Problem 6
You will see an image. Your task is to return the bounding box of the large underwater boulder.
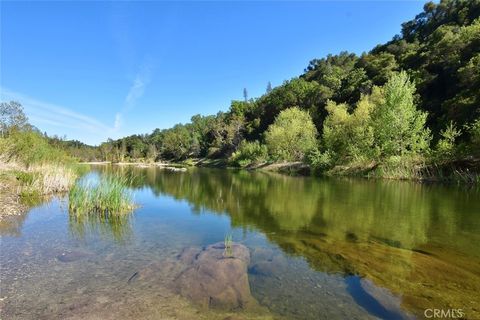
[174,242,257,311]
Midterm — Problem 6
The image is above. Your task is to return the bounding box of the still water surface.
[1,167,479,319]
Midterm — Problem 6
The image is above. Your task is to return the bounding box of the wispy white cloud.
[0,87,118,139]
[114,60,153,130]
[125,64,151,111]
[114,112,122,131]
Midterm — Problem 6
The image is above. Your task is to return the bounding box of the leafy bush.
[306,149,335,174]
[265,107,318,161]
[319,72,433,177]
[435,122,462,162]
[0,130,73,165]
[229,140,268,167]
[322,88,382,163]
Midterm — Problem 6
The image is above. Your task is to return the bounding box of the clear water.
[1,166,479,319]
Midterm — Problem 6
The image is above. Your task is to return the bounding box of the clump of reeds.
[15,164,79,205]
[36,165,78,193]
[69,174,135,215]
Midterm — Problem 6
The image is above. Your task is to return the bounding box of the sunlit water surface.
[1,167,479,319]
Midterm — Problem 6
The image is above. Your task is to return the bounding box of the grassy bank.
[0,111,88,219]
[0,162,85,219]
[320,157,480,184]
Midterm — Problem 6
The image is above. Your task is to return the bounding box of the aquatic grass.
[450,169,480,184]
[69,208,133,242]
[69,174,135,215]
[224,233,233,258]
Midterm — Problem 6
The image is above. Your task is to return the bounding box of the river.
[1,166,479,319]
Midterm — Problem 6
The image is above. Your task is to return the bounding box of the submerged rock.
[56,249,92,262]
[249,247,288,277]
[174,242,257,311]
[164,166,187,172]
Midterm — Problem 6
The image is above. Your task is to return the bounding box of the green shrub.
[265,107,318,161]
[435,122,462,162]
[319,72,433,178]
[229,140,268,167]
[306,149,335,173]
[322,89,381,163]
[0,130,73,165]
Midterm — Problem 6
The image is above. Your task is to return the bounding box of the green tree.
[120,140,127,162]
[207,111,245,157]
[265,107,318,161]
[266,81,273,94]
[358,52,398,85]
[146,144,158,162]
[0,101,29,137]
[255,78,324,134]
[371,71,431,158]
[322,87,383,163]
[161,124,194,160]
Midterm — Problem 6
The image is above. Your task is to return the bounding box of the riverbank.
[0,162,81,222]
[82,161,188,172]
[324,157,480,184]
[85,159,310,175]
[0,165,28,220]
[82,156,480,184]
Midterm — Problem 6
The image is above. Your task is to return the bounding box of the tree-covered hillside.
[55,0,480,180]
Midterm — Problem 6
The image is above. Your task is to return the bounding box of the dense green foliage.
[0,101,75,165]
[229,140,268,167]
[320,72,431,166]
[87,0,479,176]
[265,108,318,161]
[1,130,75,165]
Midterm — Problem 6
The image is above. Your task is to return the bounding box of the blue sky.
[1,1,426,145]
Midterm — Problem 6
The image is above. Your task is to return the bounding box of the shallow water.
[1,166,479,319]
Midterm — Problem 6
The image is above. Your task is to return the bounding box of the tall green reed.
[69,174,135,215]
